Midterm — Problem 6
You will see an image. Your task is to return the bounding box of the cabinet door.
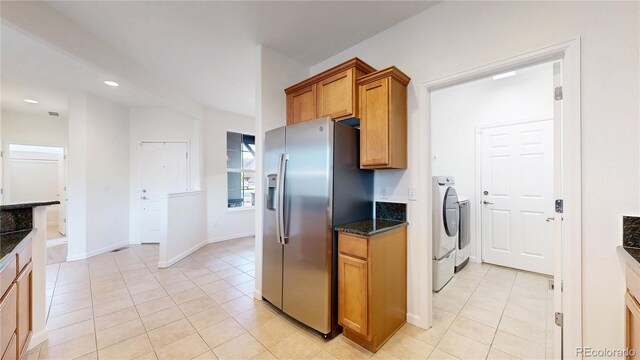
[360,78,389,167]
[16,263,32,358]
[338,254,368,336]
[287,84,317,125]
[1,334,16,360]
[0,284,17,360]
[627,292,640,359]
[317,69,355,120]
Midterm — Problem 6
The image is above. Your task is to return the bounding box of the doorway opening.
[429,60,563,358]
[2,143,68,264]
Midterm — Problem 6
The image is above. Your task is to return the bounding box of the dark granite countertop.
[335,219,408,237]
[0,229,35,271]
[1,201,60,210]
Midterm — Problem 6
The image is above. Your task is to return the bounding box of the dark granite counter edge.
[1,201,60,210]
[0,228,36,271]
[335,220,408,237]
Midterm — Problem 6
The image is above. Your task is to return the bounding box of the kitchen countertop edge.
[335,219,408,237]
[0,229,37,271]
[1,201,60,210]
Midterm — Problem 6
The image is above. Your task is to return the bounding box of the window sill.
[226,206,256,213]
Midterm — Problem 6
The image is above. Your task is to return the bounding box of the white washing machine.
[456,196,471,273]
[432,176,459,292]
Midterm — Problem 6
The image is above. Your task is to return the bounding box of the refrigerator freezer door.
[282,117,333,334]
[262,126,286,309]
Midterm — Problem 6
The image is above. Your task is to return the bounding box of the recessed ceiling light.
[24,99,39,104]
[492,71,516,80]
[104,80,119,87]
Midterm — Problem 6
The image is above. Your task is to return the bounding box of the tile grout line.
[430,263,493,355]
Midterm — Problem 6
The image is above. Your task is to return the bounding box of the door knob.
[141,196,149,200]
[546,217,555,222]
[482,201,494,205]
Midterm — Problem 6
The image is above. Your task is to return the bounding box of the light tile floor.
[28,237,553,360]
[47,225,68,265]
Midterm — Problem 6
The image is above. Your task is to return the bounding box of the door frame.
[419,39,581,358]
[475,117,555,270]
[138,141,190,244]
[2,141,68,234]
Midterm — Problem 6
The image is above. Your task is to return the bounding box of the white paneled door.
[480,120,554,275]
[140,142,188,243]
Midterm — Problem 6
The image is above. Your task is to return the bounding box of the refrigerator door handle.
[277,153,288,244]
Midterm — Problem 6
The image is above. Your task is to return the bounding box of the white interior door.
[57,151,67,235]
[480,119,554,275]
[140,142,188,243]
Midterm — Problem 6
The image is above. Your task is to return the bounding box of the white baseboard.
[86,241,129,259]
[158,241,207,268]
[407,312,428,329]
[208,232,255,243]
[469,256,481,264]
[253,289,262,300]
[66,252,86,262]
[28,328,48,350]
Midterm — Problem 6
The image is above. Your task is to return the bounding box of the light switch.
[408,187,417,201]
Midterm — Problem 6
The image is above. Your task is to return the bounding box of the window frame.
[226,130,256,211]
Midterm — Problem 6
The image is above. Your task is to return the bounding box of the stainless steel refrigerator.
[262,117,373,337]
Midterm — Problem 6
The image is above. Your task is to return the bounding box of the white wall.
[1,110,68,222]
[128,107,202,244]
[67,92,130,259]
[205,108,256,242]
[310,1,639,351]
[159,191,207,268]
[6,150,63,226]
[254,45,309,298]
[431,62,554,261]
[1,110,68,147]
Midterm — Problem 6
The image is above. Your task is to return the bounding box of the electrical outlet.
[408,187,417,201]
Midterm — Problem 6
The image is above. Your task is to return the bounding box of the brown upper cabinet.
[358,67,410,170]
[285,58,376,125]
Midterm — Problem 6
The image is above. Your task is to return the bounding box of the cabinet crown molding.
[356,66,411,86]
[285,57,376,95]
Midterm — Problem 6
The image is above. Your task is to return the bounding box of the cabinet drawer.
[0,284,17,359]
[339,233,368,259]
[0,259,17,300]
[627,265,640,303]
[16,241,32,273]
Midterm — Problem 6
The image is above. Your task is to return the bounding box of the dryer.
[432,176,459,292]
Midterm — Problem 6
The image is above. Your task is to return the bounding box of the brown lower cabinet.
[627,264,640,359]
[0,240,32,360]
[337,226,407,353]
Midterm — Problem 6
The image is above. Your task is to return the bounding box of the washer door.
[443,187,460,237]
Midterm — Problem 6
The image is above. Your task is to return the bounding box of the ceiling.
[2,1,438,117]
[1,24,163,118]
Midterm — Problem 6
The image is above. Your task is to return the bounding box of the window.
[227,132,255,208]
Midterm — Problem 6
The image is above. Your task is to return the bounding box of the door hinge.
[554,312,563,327]
[186,152,189,159]
[555,199,564,213]
[64,154,67,160]
[64,218,66,224]
[0,150,3,158]
[554,86,563,100]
